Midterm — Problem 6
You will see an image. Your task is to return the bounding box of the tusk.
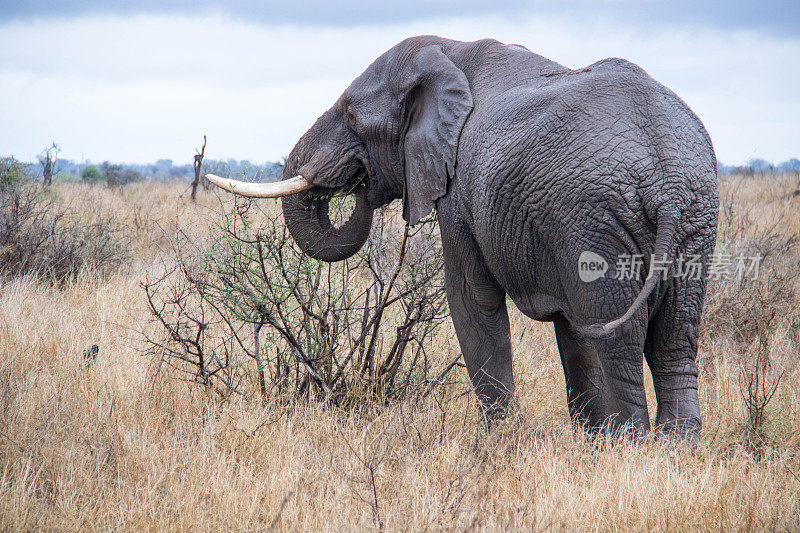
[205,174,314,198]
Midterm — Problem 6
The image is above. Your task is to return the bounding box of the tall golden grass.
[1,177,798,531]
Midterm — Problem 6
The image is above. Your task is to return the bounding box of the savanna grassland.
[1,174,799,531]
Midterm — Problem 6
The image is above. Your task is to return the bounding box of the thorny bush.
[143,192,459,405]
[0,157,130,284]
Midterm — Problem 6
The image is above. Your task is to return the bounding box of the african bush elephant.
[208,36,719,440]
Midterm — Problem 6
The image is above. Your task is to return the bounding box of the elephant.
[207,35,719,441]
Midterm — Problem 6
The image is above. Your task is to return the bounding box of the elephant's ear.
[399,46,473,225]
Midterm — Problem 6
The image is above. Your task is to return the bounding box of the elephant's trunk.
[281,185,373,262]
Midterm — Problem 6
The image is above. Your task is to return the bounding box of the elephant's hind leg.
[644,278,703,442]
[554,315,650,436]
[554,315,606,430]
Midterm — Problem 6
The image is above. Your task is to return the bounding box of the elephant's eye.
[345,106,358,126]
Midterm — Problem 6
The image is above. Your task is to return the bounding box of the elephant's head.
[207,36,473,262]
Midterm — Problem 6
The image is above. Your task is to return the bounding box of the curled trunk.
[281,185,373,262]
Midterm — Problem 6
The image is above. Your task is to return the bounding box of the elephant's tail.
[579,208,679,339]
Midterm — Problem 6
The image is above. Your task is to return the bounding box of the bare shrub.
[0,157,130,283]
[143,194,456,404]
[704,187,798,348]
[702,180,799,447]
[737,308,784,450]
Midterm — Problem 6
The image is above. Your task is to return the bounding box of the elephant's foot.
[655,408,701,445]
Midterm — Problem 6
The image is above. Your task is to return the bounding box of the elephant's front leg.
[441,222,514,423]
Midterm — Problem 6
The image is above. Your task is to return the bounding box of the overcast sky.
[1,1,798,166]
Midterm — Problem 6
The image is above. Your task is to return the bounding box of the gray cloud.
[4,0,800,36]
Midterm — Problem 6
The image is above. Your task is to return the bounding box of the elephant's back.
[455,56,718,308]
[460,55,716,221]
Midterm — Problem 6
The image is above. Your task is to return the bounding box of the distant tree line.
[17,156,285,185]
[7,150,800,184]
[718,158,800,176]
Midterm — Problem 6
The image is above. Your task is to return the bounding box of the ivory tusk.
[204,174,314,198]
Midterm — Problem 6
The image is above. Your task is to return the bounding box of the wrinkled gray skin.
[282,36,718,440]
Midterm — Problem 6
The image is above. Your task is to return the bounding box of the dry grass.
[1,176,799,531]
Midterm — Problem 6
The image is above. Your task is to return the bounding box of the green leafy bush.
[81,165,103,183]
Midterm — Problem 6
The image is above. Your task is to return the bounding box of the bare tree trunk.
[39,142,59,187]
[42,159,52,187]
[191,135,206,202]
